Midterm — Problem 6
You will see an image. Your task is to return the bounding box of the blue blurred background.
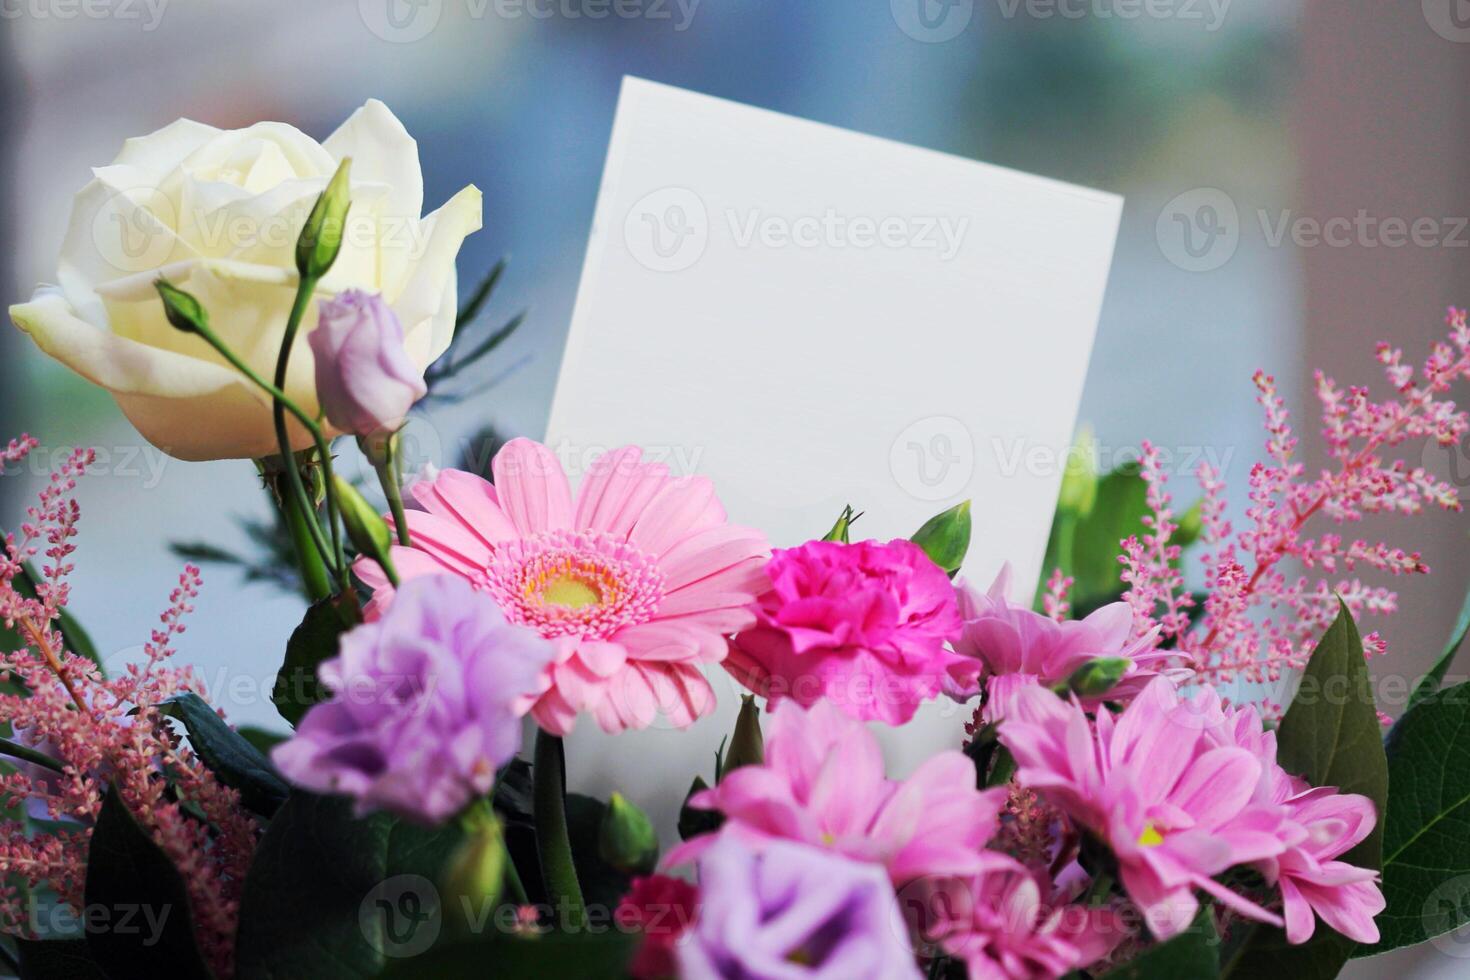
[0,4,1465,973]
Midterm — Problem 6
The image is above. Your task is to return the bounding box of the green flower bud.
[297,158,352,280]
[1058,426,1098,517]
[722,695,765,776]
[332,475,396,581]
[599,792,659,874]
[441,816,505,931]
[910,499,972,577]
[1063,657,1131,698]
[822,504,856,543]
[154,278,209,335]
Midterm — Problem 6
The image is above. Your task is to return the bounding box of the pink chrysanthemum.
[355,438,769,734]
[998,678,1293,939]
[667,698,1008,886]
[725,538,964,724]
[902,857,1121,980]
[947,563,1180,723]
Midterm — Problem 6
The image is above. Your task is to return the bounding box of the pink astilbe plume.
[1121,309,1470,687]
[0,438,257,975]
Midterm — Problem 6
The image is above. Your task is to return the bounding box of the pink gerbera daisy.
[355,438,769,734]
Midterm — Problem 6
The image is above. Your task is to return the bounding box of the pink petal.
[573,446,673,537]
[394,510,493,576]
[491,438,574,535]
[411,468,520,547]
[629,476,726,557]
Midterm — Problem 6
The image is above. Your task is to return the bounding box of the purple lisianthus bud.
[678,837,922,979]
[308,289,427,438]
[271,575,555,824]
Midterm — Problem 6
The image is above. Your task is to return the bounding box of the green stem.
[278,482,332,601]
[533,730,584,922]
[372,434,413,547]
[272,275,347,577]
[0,736,64,773]
[187,309,350,591]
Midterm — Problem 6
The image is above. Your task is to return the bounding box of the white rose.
[9,100,481,461]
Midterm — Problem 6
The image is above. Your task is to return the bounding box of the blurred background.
[0,3,1465,974]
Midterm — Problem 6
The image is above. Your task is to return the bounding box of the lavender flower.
[308,289,427,438]
[678,837,921,979]
[272,575,554,824]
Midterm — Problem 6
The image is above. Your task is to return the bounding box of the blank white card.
[544,78,1122,819]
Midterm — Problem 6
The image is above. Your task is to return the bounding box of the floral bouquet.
[3,102,1469,980]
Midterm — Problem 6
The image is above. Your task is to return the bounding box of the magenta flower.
[308,289,427,439]
[901,857,1120,980]
[354,439,769,734]
[669,699,1006,885]
[678,835,921,979]
[725,539,964,724]
[272,575,555,824]
[947,563,1176,723]
[997,678,1291,938]
[616,874,700,980]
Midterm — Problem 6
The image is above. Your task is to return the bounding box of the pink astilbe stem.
[1121,309,1470,688]
[0,439,257,975]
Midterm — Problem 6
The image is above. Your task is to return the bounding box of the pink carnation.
[725,539,964,724]
[998,678,1292,938]
[668,698,1007,885]
[948,564,1177,722]
[355,438,769,734]
[902,857,1121,980]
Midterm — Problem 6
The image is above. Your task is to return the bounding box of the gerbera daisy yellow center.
[480,528,666,640]
[1137,823,1165,847]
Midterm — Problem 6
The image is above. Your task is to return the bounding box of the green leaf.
[271,596,357,727]
[677,775,723,842]
[380,930,636,979]
[565,793,632,913]
[1221,604,1388,977]
[1101,907,1218,978]
[1275,604,1388,864]
[84,787,211,979]
[14,938,107,980]
[236,726,288,756]
[234,791,465,979]
[158,693,288,816]
[1407,581,1470,711]
[1355,680,1470,956]
[1036,462,1150,610]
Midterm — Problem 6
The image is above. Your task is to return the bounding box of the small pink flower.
[355,439,769,734]
[947,564,1174,722]
[998,678,1291,938]
[903,857,1121,980]
[668,698,1007,885]
[725,539,964,724]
